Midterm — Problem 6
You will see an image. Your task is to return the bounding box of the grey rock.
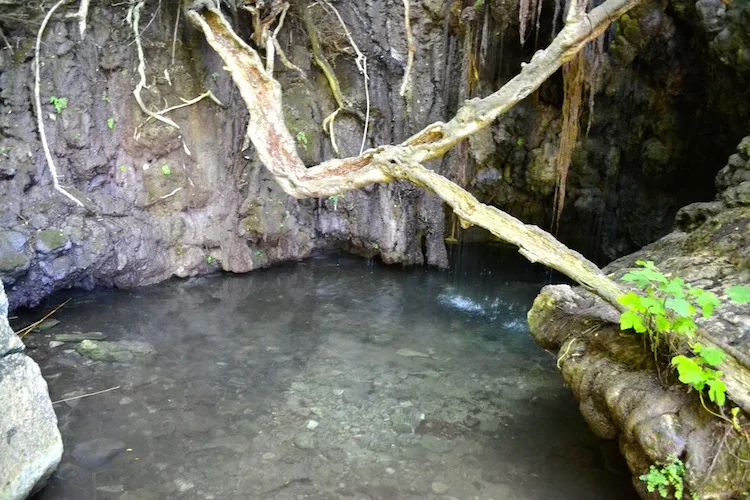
[54,331,108,342]
[293,432,317,450]
[0,282,22,356]
[396,348,429,358]
[35,318,61,332]
[72,438,126,469]
[431,482,449,494]
[0,280,63,500]
[76,339,156,363]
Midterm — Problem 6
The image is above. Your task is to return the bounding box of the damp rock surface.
[22,250,636,499]
[0,281,62,500]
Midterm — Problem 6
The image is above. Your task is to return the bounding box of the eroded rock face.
[0,280,62,499]
[0,0,449,310]
[528,136,750,498]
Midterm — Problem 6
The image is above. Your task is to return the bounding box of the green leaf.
[699,347,725,367]
[672,317,697,338]
[655,315,671,333]
[642,297,666,316]
[696,291,720,318]
[161,165,171,176]
[665,297,695,317]
[660,277,686,297]
[706,379,726,406]
[620,310,646,333]
[672,356,705,386]
[727,285,750,304]
[618,292,646,311]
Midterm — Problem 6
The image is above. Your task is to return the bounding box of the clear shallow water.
[19,247,637,499]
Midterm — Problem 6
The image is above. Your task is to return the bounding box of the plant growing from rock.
[618,260,750,420]
[49,96,67,114]
[639,454,697,500]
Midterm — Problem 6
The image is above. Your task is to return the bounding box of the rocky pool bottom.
[16,249,637,499]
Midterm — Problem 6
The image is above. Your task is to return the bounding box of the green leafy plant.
[119,165,128,173]
[50,96,68,114]
[211,72,219,81]
[102,92,110,103]
[296,131,309,151]
[727,285,750,304]
[161,164,171,176]
[618,260,750,419]
[329,194,344,211]
[107,118,115,130]
[672,343,726,406]
[206,255,214,264]
[640,454,693,499]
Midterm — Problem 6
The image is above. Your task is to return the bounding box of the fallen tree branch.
[185,0,638,309]
[184,0,750,414]
[34,0,85,208]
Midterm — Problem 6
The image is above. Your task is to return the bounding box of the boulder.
[0,280,63,500]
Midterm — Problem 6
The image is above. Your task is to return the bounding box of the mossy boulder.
[35,230,68,254]
[77,339,156,364]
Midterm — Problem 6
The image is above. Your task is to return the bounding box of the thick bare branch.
[183,0,750,414]
[184,0,639,298]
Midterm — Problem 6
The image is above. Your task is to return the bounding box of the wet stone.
[76,339,155,363]
[293,432,317,450]
[55,331,107,342]
[72,438,126,469]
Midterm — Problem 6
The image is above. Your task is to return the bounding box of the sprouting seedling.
[107,118,115,130]
[329,194,344,211]
[50,96,67,114]
[161,165,171,176]
[296,131,309,151]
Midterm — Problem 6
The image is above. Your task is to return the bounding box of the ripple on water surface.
[21,249,637,499]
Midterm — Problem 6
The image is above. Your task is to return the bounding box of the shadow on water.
[18,245,636,499]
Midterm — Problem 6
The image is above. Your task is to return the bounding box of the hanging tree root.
[298,0,369,156]
[35,0,85,208]
[66,0,91,40]
[399,0,414,98]
[184,0,750,414]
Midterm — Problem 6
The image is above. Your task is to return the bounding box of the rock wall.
[461,0,750,263]
[528,136,750,498]
[0,279,62,499]
[0,0,449,309]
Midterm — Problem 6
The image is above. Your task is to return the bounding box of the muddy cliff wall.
[0,0,451,309]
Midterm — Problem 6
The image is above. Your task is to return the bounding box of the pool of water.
[20,247,636,499]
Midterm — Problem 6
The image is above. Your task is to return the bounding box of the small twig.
[170,0,181,67]
[399,0,414,98]
[34,0,85,208]
[160,187,183,199]
[52,386,121,405]
[16,299,71,338]
[65,0,91,40]
[0,25,14,54]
